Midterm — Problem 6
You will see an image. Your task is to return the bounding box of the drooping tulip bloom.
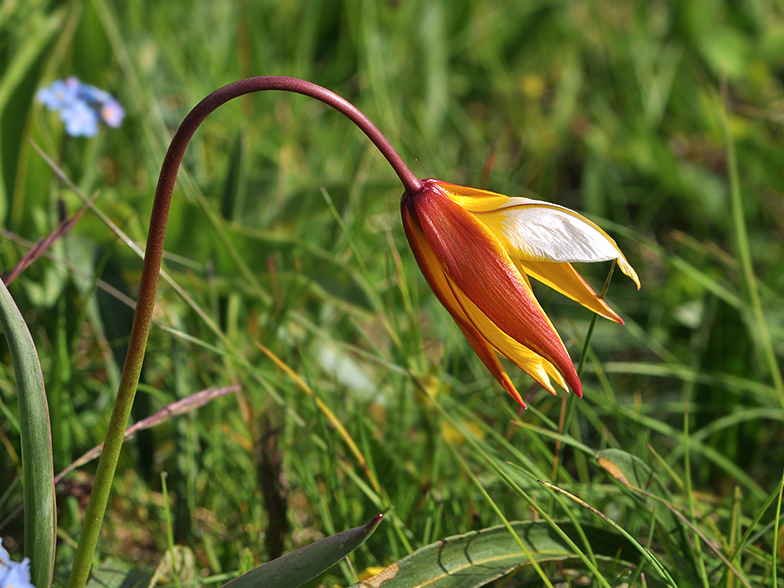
[402,179,639,407]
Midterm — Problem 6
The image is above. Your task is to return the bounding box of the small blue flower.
[1,562,32,588]
[0,539,34,588]
[100,99,125,128]
[77,83,111,106]
[60,100,100,137]
[37,77,124,137]
[36,77,79,110]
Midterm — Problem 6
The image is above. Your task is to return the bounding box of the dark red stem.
[70,77,421,588]
[147,76,421,320]
[139,76,424,386]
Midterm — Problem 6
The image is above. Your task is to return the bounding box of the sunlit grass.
[2,0,784,586]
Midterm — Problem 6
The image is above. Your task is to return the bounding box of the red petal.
[402,199,525,406]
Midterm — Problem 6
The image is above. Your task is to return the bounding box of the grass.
[2,0,784,586]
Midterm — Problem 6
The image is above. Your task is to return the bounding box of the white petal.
[492,200,622,263]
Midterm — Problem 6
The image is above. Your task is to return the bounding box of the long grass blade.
[0,280,55,588]
[720,77,784,407]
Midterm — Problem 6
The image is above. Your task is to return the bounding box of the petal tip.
[502,379,527,409]
[618,258,641,290]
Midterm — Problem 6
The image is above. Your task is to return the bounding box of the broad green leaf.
[0,280,55,588]
[350,521,666,588]
[221,513,383,588]
[85,558,149,588]
[596,448,700,586]
[596,449,681,534]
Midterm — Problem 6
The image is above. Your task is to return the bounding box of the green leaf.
[0,280,55,588]
[149,545,198,588]
[596,449,681,534]
[221,513,383,588]
[349,521,666,588]
[85,558,149,588]
[596,448,701,586]
[0,7,65,224]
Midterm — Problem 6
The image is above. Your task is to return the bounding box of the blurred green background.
[2,0,784,585]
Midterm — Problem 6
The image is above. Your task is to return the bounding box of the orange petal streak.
[446,280,567,396]
[406,181,582,397]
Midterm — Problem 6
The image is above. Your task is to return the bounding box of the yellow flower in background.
[441,420,487,445]
[357,566,388,581]
[401,179,640,408]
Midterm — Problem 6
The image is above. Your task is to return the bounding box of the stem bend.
[67,77,421,588]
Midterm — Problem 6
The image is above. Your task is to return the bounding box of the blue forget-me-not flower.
[37,77,125,137]
[60,100,100,137]
[0,539,34,588]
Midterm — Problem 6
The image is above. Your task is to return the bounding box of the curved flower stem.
[66,77,422,588]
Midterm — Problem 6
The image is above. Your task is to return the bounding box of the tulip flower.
[402,179,639,407]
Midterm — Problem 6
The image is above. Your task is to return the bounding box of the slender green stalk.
[683,401,710,588]
[726,486,741,588]
[728,485,780,564]
[540,481,678,588]
[720,78,784,407]
[773,467,784,588]
[577,261,616,379]
[413,375,615,588]
[550,261,616,499]
[66,77,422,588]
[160,473,182,588]
[446,441,556,588]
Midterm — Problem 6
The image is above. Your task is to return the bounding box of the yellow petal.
[448,280,569,396]
[517,260,623,323]
[433,180,516,211]
[456,322,527,406]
